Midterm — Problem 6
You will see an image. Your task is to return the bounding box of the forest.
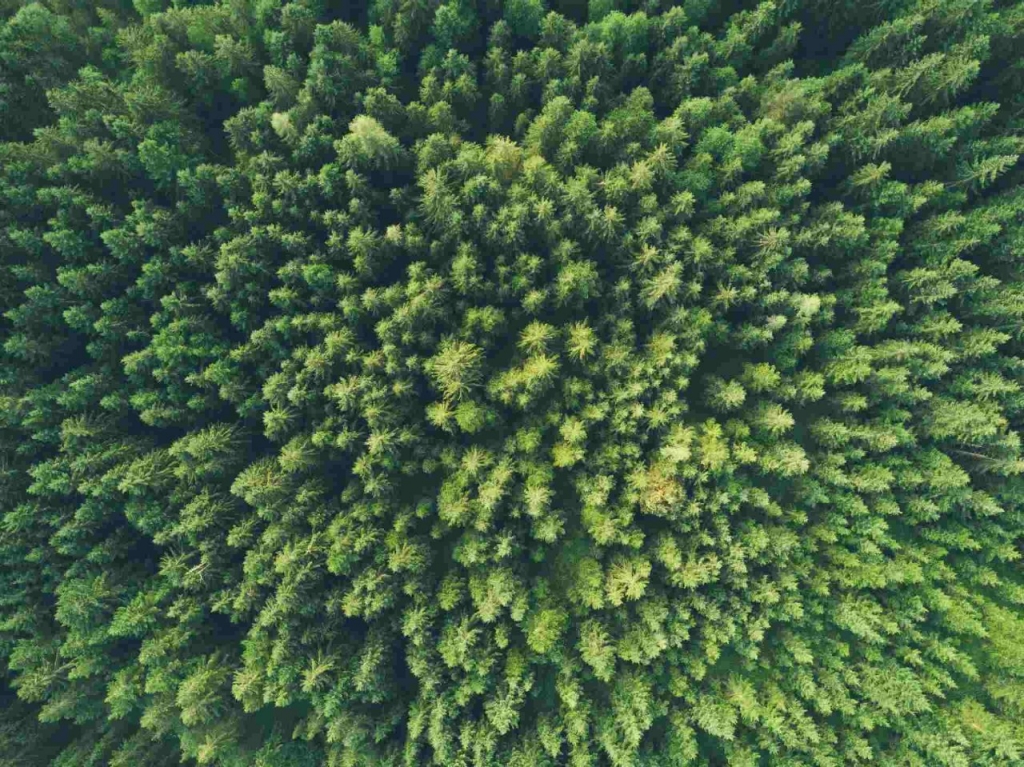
[1,0,1024,765]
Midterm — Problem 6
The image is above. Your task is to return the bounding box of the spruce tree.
[2,1,1024,765]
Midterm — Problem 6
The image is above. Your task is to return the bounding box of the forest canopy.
[2,0,1024,765]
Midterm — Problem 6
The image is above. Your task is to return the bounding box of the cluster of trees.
[2,0,1024,764]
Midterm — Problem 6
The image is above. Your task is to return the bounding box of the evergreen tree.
[2,1,1024,765]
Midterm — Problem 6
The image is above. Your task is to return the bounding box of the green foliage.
[2,0,1024,766]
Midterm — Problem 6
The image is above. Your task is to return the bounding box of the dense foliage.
[2,0,1024,765]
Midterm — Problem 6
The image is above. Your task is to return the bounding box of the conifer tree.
[2,1,1024,765]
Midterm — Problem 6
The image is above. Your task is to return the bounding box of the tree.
[2,1,1024,765]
